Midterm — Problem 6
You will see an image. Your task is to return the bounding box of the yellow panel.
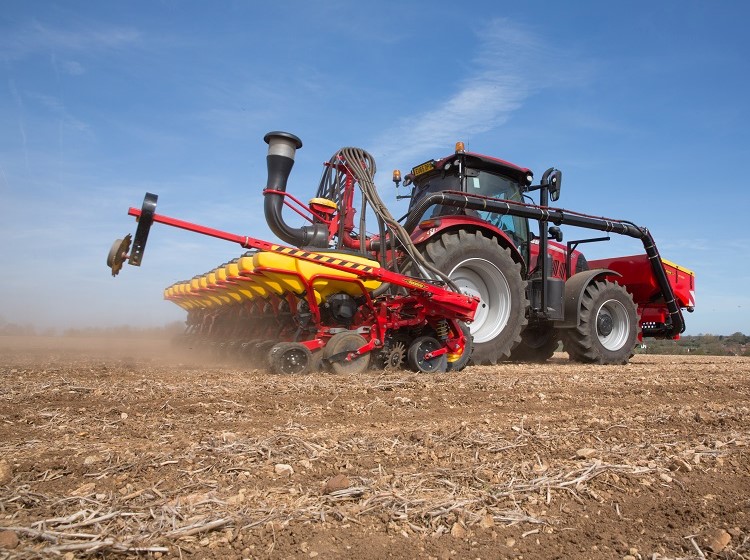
[192,276,220,305]
[253,251,307,296]
[224,265,267,299]
[661,258,695,277]
[216,282,243,303]
[226,262,241,277]
[232,256,273,298]
[238,255,256,274]
[239,279,268,299]
[226,291,243,303]
[296,252,381,299]
[214,267,244,303]
[180,283,207,308]
[207,270,237,305]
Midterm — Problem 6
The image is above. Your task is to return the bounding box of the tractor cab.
[405,148,534,251]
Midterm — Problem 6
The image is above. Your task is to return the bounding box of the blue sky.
[1,1,748,335]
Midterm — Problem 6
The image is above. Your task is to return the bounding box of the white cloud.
[60,60,85,76]
[371,18,584,165]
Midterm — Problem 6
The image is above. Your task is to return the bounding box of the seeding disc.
[323,331,370,374]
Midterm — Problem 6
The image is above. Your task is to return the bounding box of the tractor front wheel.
[421,230,527,365]
[562,280,638,365]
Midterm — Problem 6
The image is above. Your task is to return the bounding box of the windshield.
[409,167,529,247]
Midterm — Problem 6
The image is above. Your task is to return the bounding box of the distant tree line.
[638,332,750,357]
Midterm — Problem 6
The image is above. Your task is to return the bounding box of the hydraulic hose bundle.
[317,146,460,292]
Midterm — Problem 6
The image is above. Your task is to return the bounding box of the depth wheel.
[562,280,638,364]
[323,331,370,374]
[420,230,527,364]
[268,343,312,375]
[407,336,448,373]
[508,325,559,362]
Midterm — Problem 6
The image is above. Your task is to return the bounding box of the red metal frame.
[128,205,476,363]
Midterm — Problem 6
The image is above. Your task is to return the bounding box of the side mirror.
[541,168,562,202]
[548,226,563,242]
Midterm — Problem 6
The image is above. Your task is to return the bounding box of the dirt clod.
[576,447,598,459]
[323,473,351,494]
[275,463,294,476]
[0,531,19,549]
[0,460,11,484]
[703,527,732,552]
[450,523,466,539]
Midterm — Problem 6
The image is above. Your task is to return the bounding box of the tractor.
[389,144,695,364]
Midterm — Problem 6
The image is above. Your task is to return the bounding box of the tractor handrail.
[403,190,684,337]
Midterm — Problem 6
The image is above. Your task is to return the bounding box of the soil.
[0,335,748,559]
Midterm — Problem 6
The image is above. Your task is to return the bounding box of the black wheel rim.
[412,338,444,373]
[280,348,309,374]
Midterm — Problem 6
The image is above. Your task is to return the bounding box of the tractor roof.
[435,151,533,186]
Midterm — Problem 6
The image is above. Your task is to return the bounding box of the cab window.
[466,171,528,245]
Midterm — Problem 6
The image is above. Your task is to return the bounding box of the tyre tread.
[421,230,527,365]
[562,280,638,365]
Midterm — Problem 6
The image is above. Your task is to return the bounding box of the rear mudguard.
[558,269,621,329]
[409,217,525,269]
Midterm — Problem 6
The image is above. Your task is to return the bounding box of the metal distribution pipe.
[263,131,329,248]
[404,191,684,337]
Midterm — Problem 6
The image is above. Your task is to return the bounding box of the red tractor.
[109,131,694,371]
[389,145,694,364]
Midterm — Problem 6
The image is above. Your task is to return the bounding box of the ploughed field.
[0,336,748,560]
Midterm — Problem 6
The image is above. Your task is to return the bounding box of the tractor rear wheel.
[421,230,527,364]
[508,325,559,362]
[562,280,638,364]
